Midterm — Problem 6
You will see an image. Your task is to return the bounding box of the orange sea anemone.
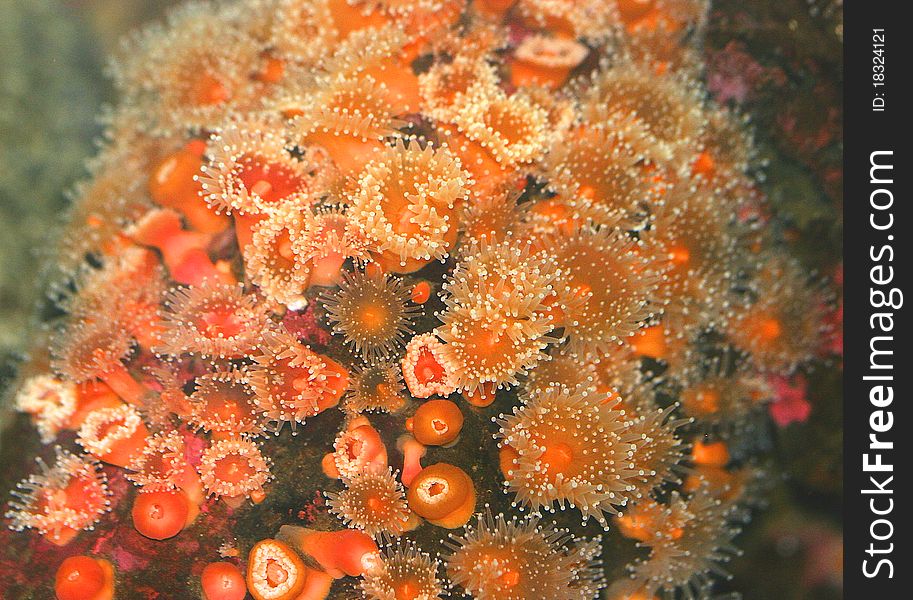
[126,430,195,494]
[300,205,372,287]
[397,435,428,487]
[401,333,458,399]
[406,463,475,529]
[459,187,524,246]
[444,85,551,172]
[198,116,314,215]
[47,141,154,291]
[641,184,738,331]
[581,63,706,164]
[188,368,267,438]
[54,555,115,600]
[521,354,598,398]
[326,466,411,537]
[496,387,640,526]
[436,302,555,393]
[77,404,150,467]
[6,448,111,546]
[344,361,407,414]
[510,34,589,89]
[626,403,690,499]
[242,203,314,307]
[418,53,500,118]
[65,247,167,350]
[726,256,832,373]
[541,114,664,218]
[320,269,421,363]
[201,561,247,600]
[408,399,464,446]
[132,489,191,540]
[277,525,381,579]
[676,358,773,430]
[112,3,262,134]
[248,329,349,430]
[332,419,389,479]
[346,140,470,271]
[198,438,272,504]
[51,316,146,405]
[156,281,268,359]
[128,207,232,286]
[445,511,605,600]
[148,139,230,234]
[444,239,561,318]
[360,541,443,600]
[627,486,741,599]
[246,539,308,600]
[539,224,661,359]
[14,374,78,444]
[517,0,620,39]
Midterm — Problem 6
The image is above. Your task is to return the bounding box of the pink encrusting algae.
[2,0,838,598]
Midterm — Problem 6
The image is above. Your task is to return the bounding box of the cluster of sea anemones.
[3,0,837,598]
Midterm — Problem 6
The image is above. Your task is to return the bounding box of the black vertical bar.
[844,1,910,596]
